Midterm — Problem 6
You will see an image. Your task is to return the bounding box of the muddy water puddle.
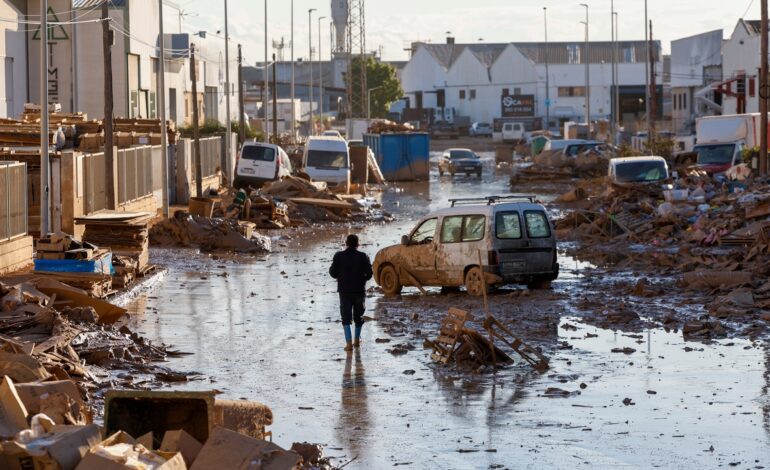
[120,153,770,467]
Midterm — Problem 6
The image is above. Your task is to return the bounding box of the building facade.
[0,0,28,118]
[400,39,663,133]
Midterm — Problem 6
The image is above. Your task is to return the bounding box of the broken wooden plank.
[287,197,355,210]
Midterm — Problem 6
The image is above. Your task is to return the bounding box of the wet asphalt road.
[123,152,770,468]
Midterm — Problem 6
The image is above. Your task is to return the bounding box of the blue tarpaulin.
[34,252,115,275]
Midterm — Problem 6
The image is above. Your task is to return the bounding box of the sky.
[179,0,761,64]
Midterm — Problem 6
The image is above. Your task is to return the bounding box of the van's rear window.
[525,211,551,238]
[307,150,347,168]
[495,212,522,239]
[242,146,275,161]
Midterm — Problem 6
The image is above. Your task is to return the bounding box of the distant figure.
[329,234,373,351]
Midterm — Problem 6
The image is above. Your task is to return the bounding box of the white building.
[0,0,27,118]
[16,0,237,126]
[720,19,767,116]
[669,29,723,134]
[400,39,662,133]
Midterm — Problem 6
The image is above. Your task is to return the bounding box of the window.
[525,211,551,238]
[306,150,347,168]
[502,88,509,96]
[469,89,476,99]
[440,215,486,243]
[513,87,521,95]
[495,211,522,239]
[242,145,276,161]
[459,89,466,100]
[567,44,581,64]
[558,87,585,97]
[622,47,636,63]
[683,93,687,109]
[411,218,437,244]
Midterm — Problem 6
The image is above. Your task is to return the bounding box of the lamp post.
[264,0,269,142]
[367,86,382,122]
[579,3,590,132]
[610,0,615,144]
[318,16,326,123]
[644,0,650,138]
[290,0,295,140]
[158,0,168,217]
[543,7,550,132]
[308,8,316,136]
[614,11,620,141]
[224,0,232,181]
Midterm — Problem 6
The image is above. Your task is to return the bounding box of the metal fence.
[117,147,154,205]
[83,151,108,214]
[197,137,221,180]
[0,162,28,242]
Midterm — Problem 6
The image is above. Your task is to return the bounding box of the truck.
[693,114,770,174]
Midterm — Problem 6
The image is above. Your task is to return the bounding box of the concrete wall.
[0,235,33,275]
[722,21,764,115]
[0,0,27,118]
[670,30,723,88]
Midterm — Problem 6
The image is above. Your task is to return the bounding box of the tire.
[464,266,489,297]
[379,265,402,296]
[476,171,482,178]
[527,278,552,290]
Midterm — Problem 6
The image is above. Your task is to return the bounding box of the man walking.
[330,234,373,351]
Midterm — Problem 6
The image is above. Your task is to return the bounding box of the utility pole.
[644,0,651,139]
[309,8,316,136]
[318,16,326,125]
[272,53,278,137]
[649,20,656,144]
[264,0,269,143]
[224,0,232,184]
[614,12,620,141]
[158,0,168,217]
[761,0,768,175]
[191,43,202,197]
[543,7,550,132]
[40,0,50,235]
[290,0,296,141]
[580,3,590,133]
[102,0,115,210]
[238,44,245,143]
[610,0,615,144]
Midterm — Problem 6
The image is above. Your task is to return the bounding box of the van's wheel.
[439,168,444,176]
[464,267,489,297]
[379,265,402,296]
[527,278,552,290]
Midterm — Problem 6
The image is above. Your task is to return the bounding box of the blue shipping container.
[362,133,430,181]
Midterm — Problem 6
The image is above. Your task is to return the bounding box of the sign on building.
[29,1,72,112]
[501,95,534,117]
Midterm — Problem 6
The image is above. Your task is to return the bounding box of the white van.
[302,136,351,193]
[502,122,526,143]
[234,142,292,188]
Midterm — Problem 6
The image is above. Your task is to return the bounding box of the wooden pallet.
[430,308,472,364]
[482,316,550,372]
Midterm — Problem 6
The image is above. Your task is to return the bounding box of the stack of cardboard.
[34,233,114,297]
[75,212,153,276]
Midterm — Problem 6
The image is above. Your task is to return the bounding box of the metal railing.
[117,147,153,205]
[195,137,221,180]
[0,162,28,242]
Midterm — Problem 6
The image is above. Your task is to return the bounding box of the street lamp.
[264,0,269,142]
[291,0,295,140]
[614,11,620,140]
[308,8,316,136]
[543,7,550,132]
[318,16,326,123]
[367,86,382,121]
[579,3,590,130]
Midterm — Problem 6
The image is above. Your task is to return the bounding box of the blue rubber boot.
[343,325,353,351]
[354,325,362,348]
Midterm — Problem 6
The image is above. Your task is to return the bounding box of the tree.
[348,57,403,118]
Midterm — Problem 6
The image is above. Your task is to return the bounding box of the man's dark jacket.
[330,247,373,294]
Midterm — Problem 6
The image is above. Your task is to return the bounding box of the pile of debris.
[150,212,272,253]
[425,308,549,372]
[367,119,415,134]
[222,176,390,228]
[75,212,153,289]
[513,147,612,182]
[33,233,114,298]
[0,382,337,469]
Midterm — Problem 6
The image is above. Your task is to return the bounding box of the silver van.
[373,195,559,296]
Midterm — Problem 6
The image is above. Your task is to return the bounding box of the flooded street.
[122,153,770,468]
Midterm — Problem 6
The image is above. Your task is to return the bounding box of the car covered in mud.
[373,195,559,296]
[438,148,482,177]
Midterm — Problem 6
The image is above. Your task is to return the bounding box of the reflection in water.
[336,350,370,458]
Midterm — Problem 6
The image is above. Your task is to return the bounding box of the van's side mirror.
[401,235,410,246]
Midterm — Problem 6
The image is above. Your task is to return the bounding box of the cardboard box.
[15,381,90,426]
[76,430,186,469]
[190,427,301,470]
[160,430,202,467]
[0,376,29,441]
[3,424,102,470]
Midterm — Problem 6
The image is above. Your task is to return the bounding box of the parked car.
[438,148,482,177]
[502,122,526,143]
[543,139,587,152]
[233,142,292,188]
[429,121,459,139]
[373,195,559,296]
[563,141,605,157]
[323,129,343,139]
[302,136,351,193]
[608,156,669,184]
[470,122,493,137]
